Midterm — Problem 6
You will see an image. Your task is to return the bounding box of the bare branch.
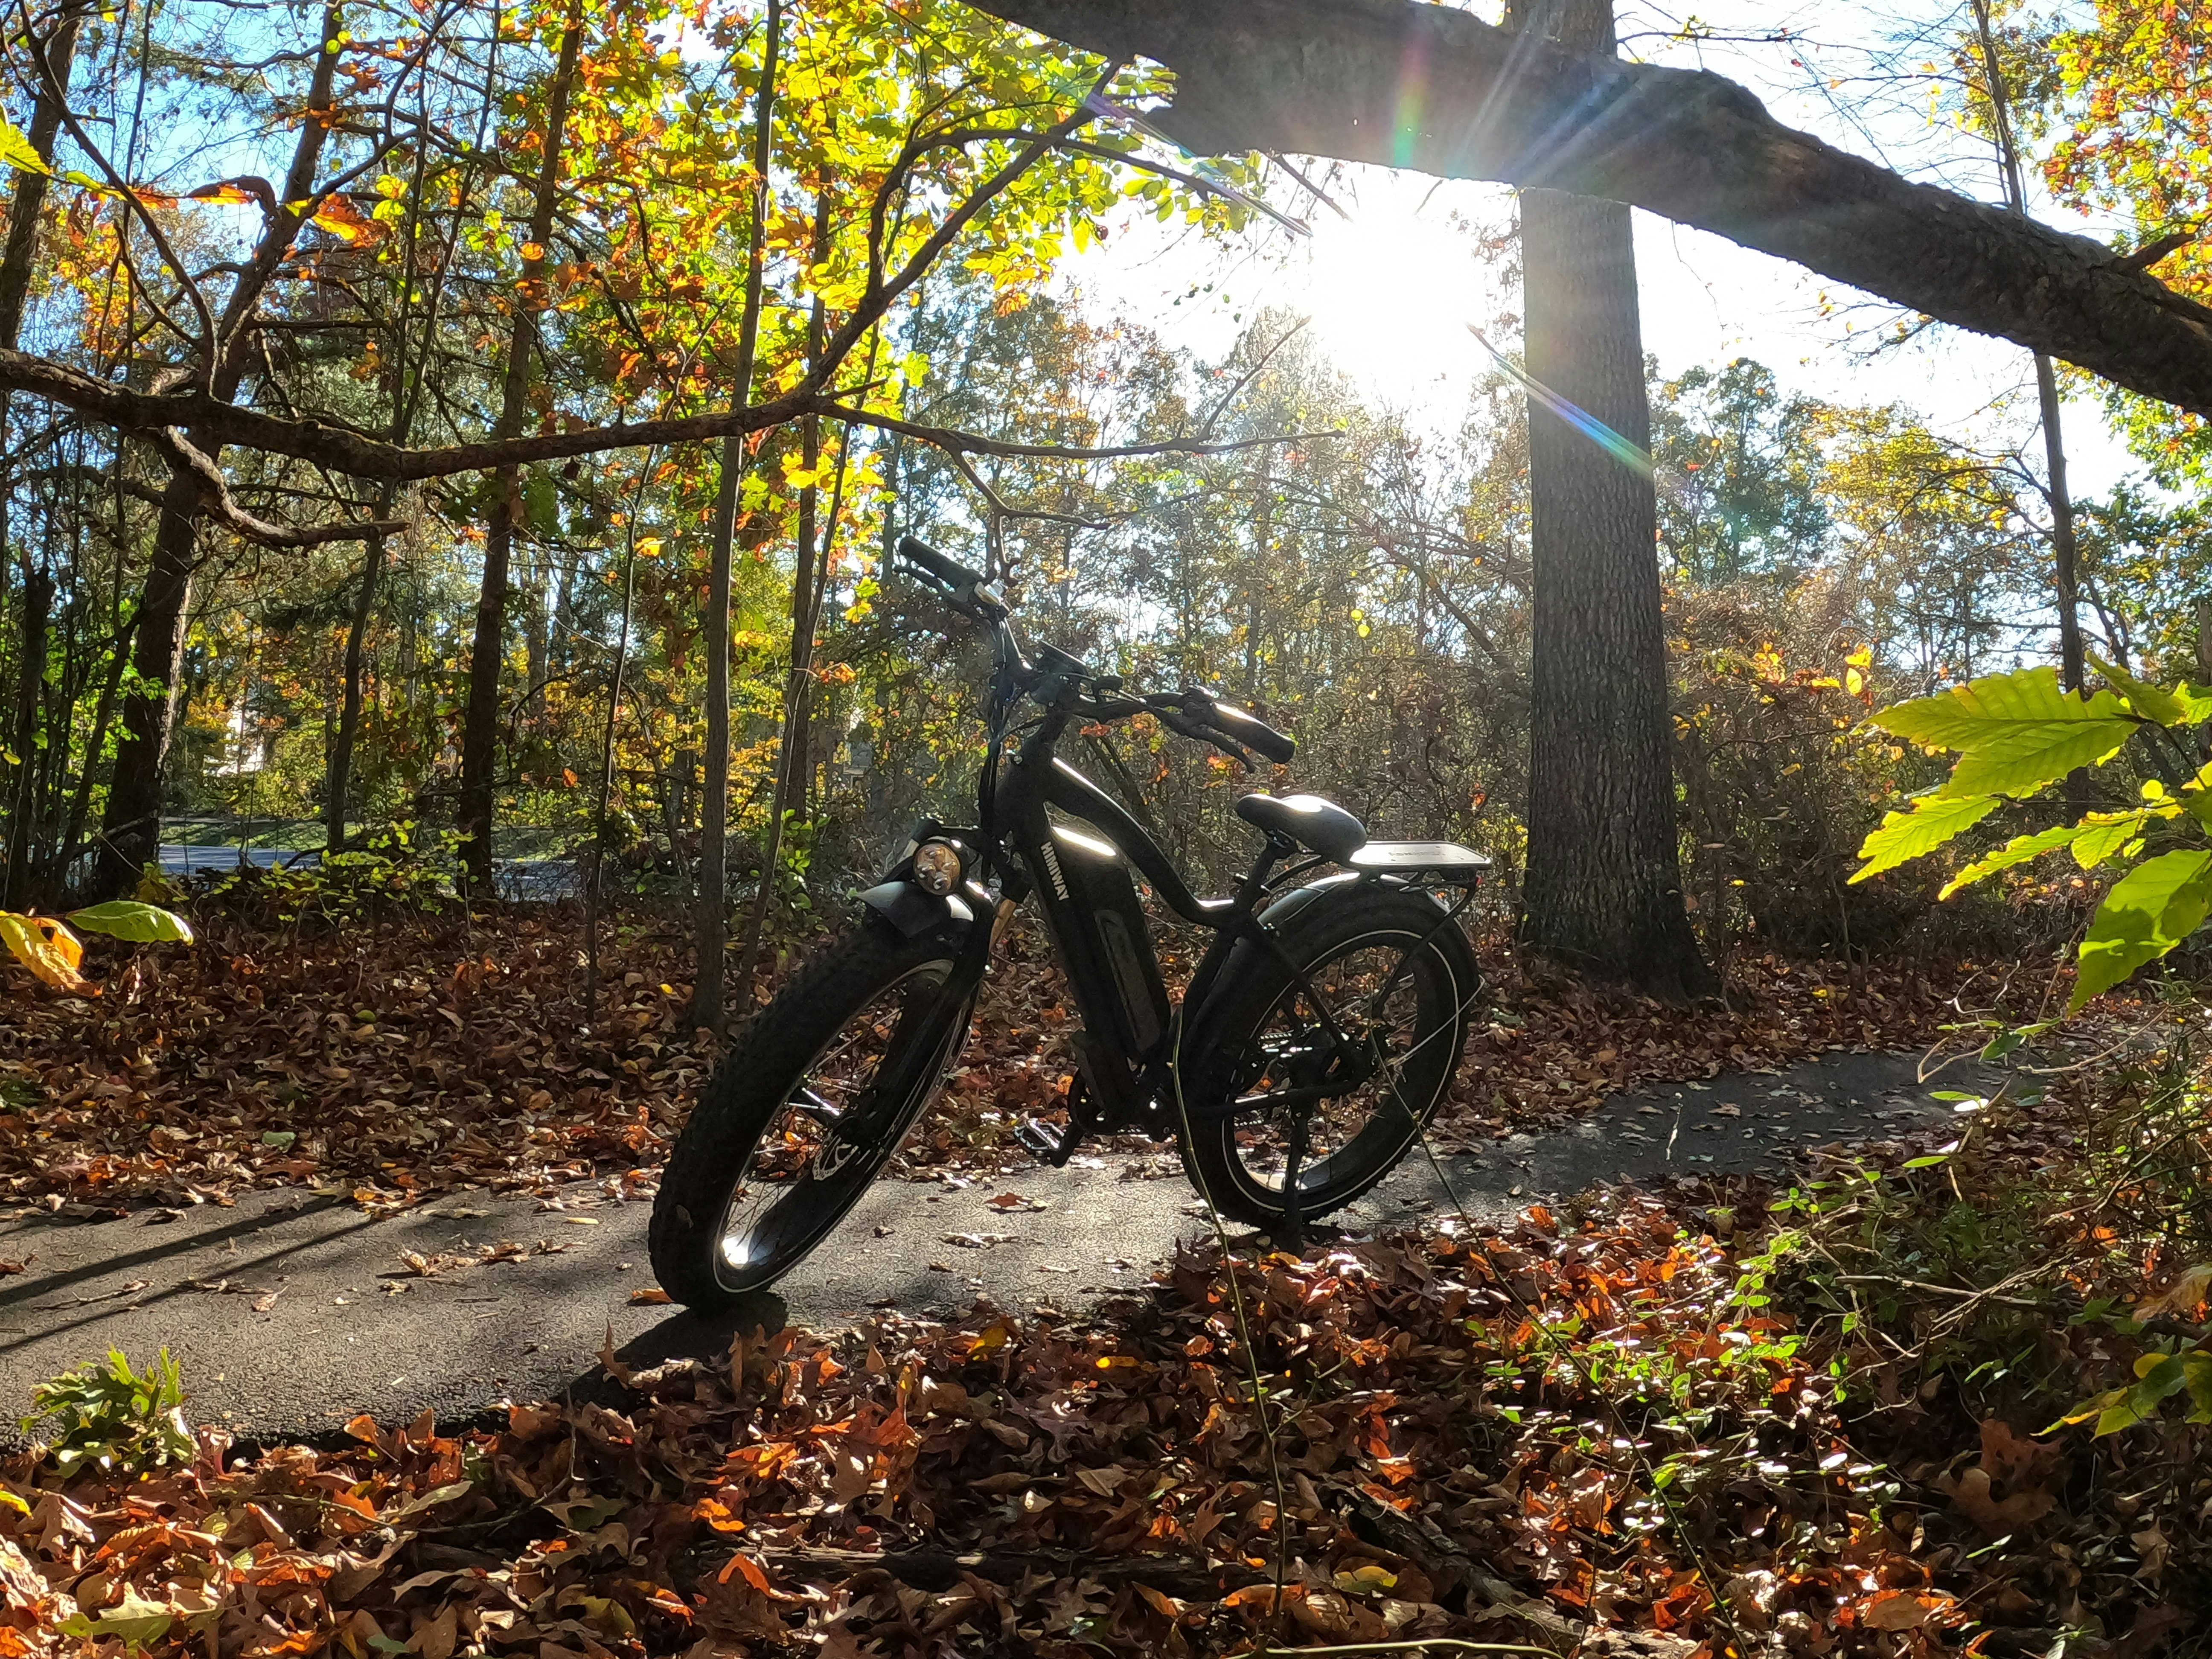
[142,429,407,546]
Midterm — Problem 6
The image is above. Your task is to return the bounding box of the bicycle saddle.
[1236,793,1368,862]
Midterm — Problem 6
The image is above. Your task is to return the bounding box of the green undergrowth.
[1732,1017,2212,1646]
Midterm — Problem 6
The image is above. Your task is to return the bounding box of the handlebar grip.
[1195,693,1296,764]
[896,534,984,592]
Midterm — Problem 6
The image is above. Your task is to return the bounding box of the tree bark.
[459,12,584,891]
[1511,0,1712,1000]
[960,0,2212,417]
[0,0,87,346]
[0,0,87,902]
[691,0,782,1035]
[734,187,830,1001]
[327,531,387,850]
[3,568,52,907]
[1967,0,2084,696]
[95,4,346,896]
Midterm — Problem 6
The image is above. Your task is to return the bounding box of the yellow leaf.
[312,195,378,244]
[0,912,94,994]
[0,116,47,176]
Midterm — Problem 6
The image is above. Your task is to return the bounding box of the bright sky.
[1065,0,2142,496]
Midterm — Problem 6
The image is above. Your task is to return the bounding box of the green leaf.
[58,1583,175,1646]
[2071,848,2212,1010]
[2093,1399,2148,1437]
[523,470,560,536]
[2134,1350,2191,1403]
[2086,653,2212,726]
[1871,666,2139,798]
[0,115,47,177]
[1939,821,2085,897]
[66,901,194,944]
[1851,792,2000,883]
[2185,1353,2212,1425]
[2072,811,2154,870]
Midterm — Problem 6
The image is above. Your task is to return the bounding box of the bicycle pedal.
[1014,1117,1082,1168]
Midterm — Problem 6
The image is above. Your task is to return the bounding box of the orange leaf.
[1862,1590,1940,1631]
[1133,1583,1185,1619]
[311,194,378,244]
[718,1551,772,1593]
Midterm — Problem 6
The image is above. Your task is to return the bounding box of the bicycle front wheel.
[1176,887,1479,1229]
[649,919,966,1306]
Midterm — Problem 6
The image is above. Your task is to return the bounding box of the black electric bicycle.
[649,537,1491,1307]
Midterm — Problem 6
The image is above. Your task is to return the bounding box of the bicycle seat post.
[1233,831,1299,916]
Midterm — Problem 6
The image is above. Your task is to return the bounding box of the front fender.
[860,879,983,939]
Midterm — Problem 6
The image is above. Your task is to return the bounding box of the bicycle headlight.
[912,839,963,896]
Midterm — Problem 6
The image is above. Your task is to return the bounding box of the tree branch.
[141,430,407,546]
[959,0,2212,416]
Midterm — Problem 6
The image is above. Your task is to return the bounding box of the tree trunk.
[1511,0,1713,1001]
[0,0,88,347]
[458,12,583,891]
[96,4,345,897]
[734,186,830,1001]
[0,0,86,903]
[97,482,198,892]
[327,530,387,850]
[3,568,52,906]
[1967,0,2084,696]
[524,551,550,725]
[691,0,782,1035]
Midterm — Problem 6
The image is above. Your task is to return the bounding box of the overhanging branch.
[959,0,2212,416]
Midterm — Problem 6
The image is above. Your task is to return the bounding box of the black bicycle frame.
[990,710,1292,1132]
[866,544,1479,1151]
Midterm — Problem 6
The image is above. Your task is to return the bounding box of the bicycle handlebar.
[1182,687,1296,764]
[896,534,984,592]
[894,534,1294,765]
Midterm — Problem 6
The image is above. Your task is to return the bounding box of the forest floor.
[3,901,2201,1658]
[0,900,2019,1214]
[0,1047,1969,1438]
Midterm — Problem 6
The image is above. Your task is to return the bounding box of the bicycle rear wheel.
[649,920,966,1306]
[1176,887,1478,1230]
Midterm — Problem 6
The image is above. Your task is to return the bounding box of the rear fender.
[1171,877,1475,1120]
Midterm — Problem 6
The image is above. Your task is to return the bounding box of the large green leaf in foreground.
[1872,666,2139,800]
[66,901,194,944]
[1851,792,2001,883]
[2072,848,2212,1010]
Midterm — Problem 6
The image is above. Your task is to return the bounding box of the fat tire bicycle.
[649,537,1490,1306]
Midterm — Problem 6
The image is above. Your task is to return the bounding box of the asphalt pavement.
[0,1048,1985,1439]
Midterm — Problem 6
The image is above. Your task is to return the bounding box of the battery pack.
[1036,822,1171,1059]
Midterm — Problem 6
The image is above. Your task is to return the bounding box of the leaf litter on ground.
[5,1126,2194,1659]
[0,904,2007,1213]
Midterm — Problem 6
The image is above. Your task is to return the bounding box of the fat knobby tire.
[648,919,956,1307]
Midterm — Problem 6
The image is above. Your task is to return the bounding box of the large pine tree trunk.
[1512,0,1713,1000]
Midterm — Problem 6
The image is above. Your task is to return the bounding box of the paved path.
[0,1050,1984,1439]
